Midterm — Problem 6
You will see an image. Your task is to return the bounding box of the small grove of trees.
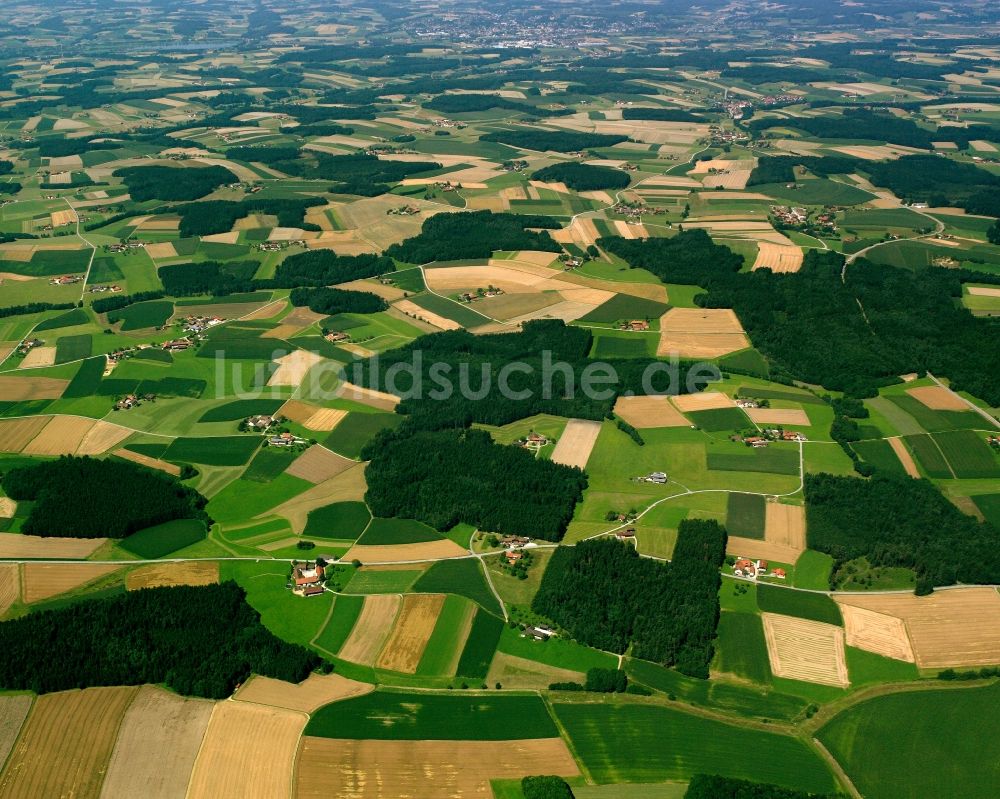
[805,472,1000,594]
[598,229,745,283]
[91,290,166,315]
[288,286,388,315]
[273,250,394,286]
[1,456,207,539]
[531,162,630,191]
[385,211,561,264]
[0,583,320,697]
[532,521,727,677]
[522,776,575,799]
[113,165,238,202]
[684,774,848,799]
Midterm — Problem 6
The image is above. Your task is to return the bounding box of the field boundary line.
[811,737,862,799]
[540,694,594,785]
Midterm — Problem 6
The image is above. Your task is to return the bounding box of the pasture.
[120,519,207,559]
[725,492,766,539]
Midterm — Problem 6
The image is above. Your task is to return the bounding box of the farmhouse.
[524,625,556,641]
[620,320,650,331]
[736,399,759,409]
[291,561,326,596]
[744,436,769,448]
[733,558,770,579]
[643,471,668,484]
[269,432,307,447]
[49,275,81,286]
[324,331,351,343]
[245,415,276,431]
[501,535,531,549]
[615,527,637,540]
[162,339,192,351]
[517,432,550,449]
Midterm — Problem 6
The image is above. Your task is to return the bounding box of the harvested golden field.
[345,539,469,565]
[303,408,347,432]
[671,390,735,412]
[111,447,181,475]
[336,279,407,302]
[0,697,31,776]
[726,536,803,565]
[834,587,1000,668]
[125,561,219,590]
[0,533,104,559]
[144,241,177,259]
[746,407,811,426]
[279,399,327,425]
[187,702,306,799]
[0,376,68,401]
[967,286,1000,298]
[49,209,78,228]
[838,604,915,662]
[285,445,356,484]
[17,346,56,368]
[550,419,602,470]
[242,299,288,320]
[75,420,131,455]
[764,502,806,554]
[486,652,585,691]
[21,415,95,456]
[268,350,327,387]
[0,687,138,799]
[657,308,749,358]
[613,395,690,428]
[0,416,52,452]
[295,737,580,799]
[262,306,324,339]
[753,242,803,273]
[271,463,368,533]
[0,564,19,615]
[22,563,121,604]
[99,686,213,799]
[905,385,969,411]
[234,673,373,714]
[394,298,462,330]
[887,437,921,478]
[336,382,400,411]
[762,613,849,687]
[376,593,446,673]
[0,498,13,518]
[338,593,402,665]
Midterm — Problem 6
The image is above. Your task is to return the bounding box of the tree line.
[532,520,727,678]
[531,162,630,191]
[684,775,847,799]
[1,456,207,539]
[113,164,238,202]
[0,583,320,698]
[479,130,628,153]
[288,286,388,315]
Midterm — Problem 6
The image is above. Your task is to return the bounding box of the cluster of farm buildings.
[732,558,787,580]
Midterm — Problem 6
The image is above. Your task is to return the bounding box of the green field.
[345,568,423,593]
[313,593,365,656]
[715,612,772,684]
[725,493,766,539]
[415,595,475,676]
[107,300,174,331]
[554,703,838,792]
[455,608,505,678]
[357,517,442,545]
[687,407,749,432]
[496,625,617,673]
[707,447,800,476]
[590,332,656,359]
[119,518,207,559]
[850,438,907,475]
[54,334,92,364]
[323,411,404,459]
[902,433,952,478]
[409,292,492,328]
[412,558,502,615]
[972,493,1000,527]
[579,294,670,324]
[241,446,296,482]
[197,398,285,422]
[885,395,984,433]
[163,435,262,466]
[306,691,557,739]
[932,430,1000,478]
[34,308,89,332]
[756,584,842,626]
[793,550,834,590]
[819,682,1000,799]
[303,501,371,540]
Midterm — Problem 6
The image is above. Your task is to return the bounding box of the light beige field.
[125,561,219,590]
[839,604,915,662]
[473,292,562,321]
[21,415,96,456]
[0,375,68,401]
[376,593,446,673]
[746,407,811,426]
[753,242,804,273]
[235,673,373,713]
[336,382,400,411]
[702,169,753,190]
[268,350,326,387]
[613,395,690,429]
[99,686,213,799]
[304,407,347,432]
[295,737,580,799]
[144,241,177,259]
[262,306,324,338]
[0,416,52,452]
[0,697,31,778]
[0,564,19,615]
[76,420,131,455]
[887,436,921,478]
[279,399,326,425]
[671,391,734,412]
[657,308,749,358]
[17,346,55,369]
[0,498,13,518]
[0,687,138,799]
[970,140,998,152]
[187,701,306,799]
[832,144,922,160]
[270,463,368,533]
[338,593,402,664]
[834,587,1000,668]
[394,298,462,330]
[285,446,356,484]
[22,563,121,604]
[111,447,181,475]
[550,419,602,470]
[49,209,78,228]
[343,539,467,565]
[968,286,1000,298]
[202,231,241,244]
[0,533,105,559]
[336,278,407,302]
[765,502,806,554]
[762,613,849,687]
[905,385,968,411]
[486,652,586,691]
[243,299,288,320]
